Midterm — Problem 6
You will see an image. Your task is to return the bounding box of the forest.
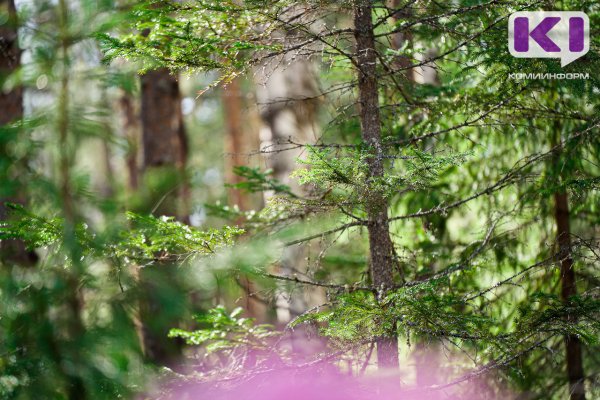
[0,0,599,399]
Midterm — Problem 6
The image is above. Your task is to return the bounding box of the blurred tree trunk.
[254,8,326,356]
[99,92,116,198]
[554,190,585,400]
[223,79,249,212]
[141,70,187,170]
[552,151,585,399]
[0,0,37,266]
[354,0,399,369]
[255,31,321,327]
[388,0,414,82]
[222,79,267,320]
[56,0,87,397]
[138,68,188,366]
[117,88,148,354]
[550,115,585,400]
[0,0,20,124]
[120,91,139,192]
[140,68,189,219]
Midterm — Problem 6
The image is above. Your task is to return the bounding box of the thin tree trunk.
[99,92,115,199]
[120,92,139,192]
[554,190,586,400]
[551,112,585,400]
[353,0,398,369]
[116,89,147,351]
[57,0,86,397]
[138,68,188,366]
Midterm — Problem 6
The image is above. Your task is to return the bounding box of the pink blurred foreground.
[161,348,510,400]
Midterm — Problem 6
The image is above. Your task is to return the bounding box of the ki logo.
[508,11,589,67]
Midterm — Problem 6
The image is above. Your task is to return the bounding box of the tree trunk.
[254,10,327,357]
[0,0,37,266]
[256,74,319,326]
[119,92,139,192]
[223,79,252,212]
[140,68,189,220]
[554,190,585,400]
[550,112,585,400]
[255,16,322,326]
[353,0,398,369]
[138,68,188,366]
[141,70,187,171]
[222,79,267,320]
[0,0,21,125]
[57,0,87,397]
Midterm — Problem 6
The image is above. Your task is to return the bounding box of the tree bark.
[138,68,188,366]
[353,0,398,369]
[0,0,37,266]
[140,68,189,219]
[554,190,585,400]
[0,0,21,125]
[222,79,267,320]
[141,69,187,170]
[120,92,139,192]
[223,79,250,212]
